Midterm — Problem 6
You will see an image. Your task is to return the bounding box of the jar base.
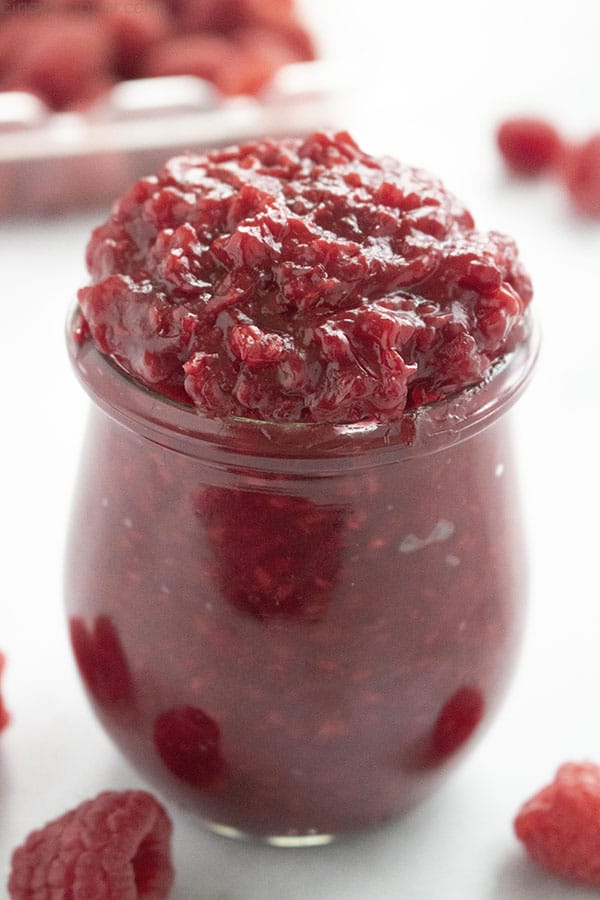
[206,821,337,847]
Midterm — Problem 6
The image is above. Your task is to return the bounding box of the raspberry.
[0,651,9,732]
[497,117,563,175]
[562,134,600,216]
[431,686,484,760]
[514,762,600,887]
[142,34,237,94]
[69,615,133,706]
[8,790,174,900]
[3,13,115,111]
[154,706,225,787]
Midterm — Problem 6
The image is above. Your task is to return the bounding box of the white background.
[2,1,600,897]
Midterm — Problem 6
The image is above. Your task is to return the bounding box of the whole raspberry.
[514,762,600,887]
[562,134,600,216]
[497,117,563,175]
[431,686,484,760]
[154,706,225,788]
[8,790,174,900]
[0,651,9,732]
[69,615,133,706]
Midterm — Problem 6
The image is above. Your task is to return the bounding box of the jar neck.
[66,309,539,468]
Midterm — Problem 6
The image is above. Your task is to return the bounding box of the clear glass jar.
[65,311,538,845]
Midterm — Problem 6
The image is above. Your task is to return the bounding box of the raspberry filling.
[66,131,536,838]
[78,130,532,423]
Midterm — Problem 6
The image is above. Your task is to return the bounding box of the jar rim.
[67,307,539,467]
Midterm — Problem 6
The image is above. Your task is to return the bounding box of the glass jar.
[65,311,538,845]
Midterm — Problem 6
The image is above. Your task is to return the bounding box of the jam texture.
[65,394,528,837]
[79,130,532,423]
[66,132,537,839]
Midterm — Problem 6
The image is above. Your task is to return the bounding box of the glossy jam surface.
[78,131,532,423]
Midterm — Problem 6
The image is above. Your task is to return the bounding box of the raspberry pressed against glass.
[69,615,133,706]
[514,762,600,887]
[154,706,225,788]
[8,790,174,900]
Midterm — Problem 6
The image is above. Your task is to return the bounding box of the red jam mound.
[69,615,133,706]
[78,130,533,424]
[8,790,174,900]
[515,762,600,887]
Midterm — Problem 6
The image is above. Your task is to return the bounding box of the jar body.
[64,341,532,842]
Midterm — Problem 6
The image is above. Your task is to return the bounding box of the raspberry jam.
[66,133,537,842]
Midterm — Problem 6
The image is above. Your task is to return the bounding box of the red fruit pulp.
[66,131,536,839]
[79,131,532,424]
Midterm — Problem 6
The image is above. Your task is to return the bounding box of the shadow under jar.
[65,312,537,845]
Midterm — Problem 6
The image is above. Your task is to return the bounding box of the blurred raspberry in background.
[0,0,316,111]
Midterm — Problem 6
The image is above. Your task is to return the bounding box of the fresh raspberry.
[561,134,600,216]
[8,790,174,900]
[3,13,115,111]
[154,706,225,788]
[497,117,563,175]
[100,4,172,80]
[0,651,9,732]
[142,34,238,93]
[514,762,600,887]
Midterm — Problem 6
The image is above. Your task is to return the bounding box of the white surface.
[2,1,600,897]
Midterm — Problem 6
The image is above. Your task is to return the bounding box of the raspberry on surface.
[561,134,600,216]
[514,762,600,887]
[69,615,133,706]
[0,651,9,732]
[497,117,563,175]
[8,790,174,900]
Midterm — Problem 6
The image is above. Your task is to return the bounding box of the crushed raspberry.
[195,487,344,620]
[562,134,600,216]
[154,706,225,788]
[78,130,533,424]
[497,117,563,175]
[0,651,9,732]
[69,615,133,706]
[515,762,600,887]
[8,790,174,900]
